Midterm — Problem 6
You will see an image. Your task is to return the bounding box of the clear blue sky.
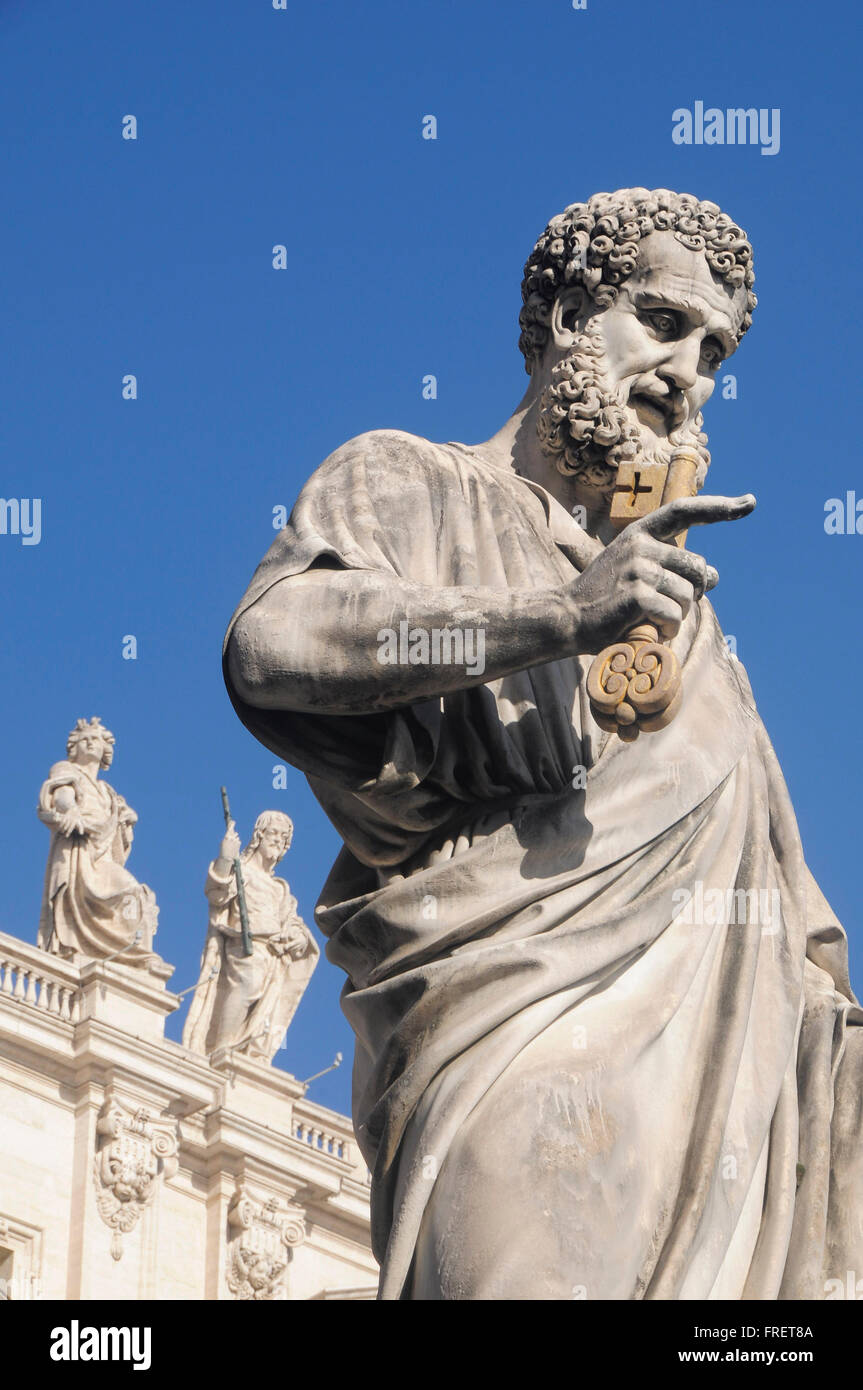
[1,0,859,1116]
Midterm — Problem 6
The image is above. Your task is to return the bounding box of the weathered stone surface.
[223,189,863,1300]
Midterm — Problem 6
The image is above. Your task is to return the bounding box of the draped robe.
[224,429,863,1300]
[183,859,319,1062]
[37,761,158,963]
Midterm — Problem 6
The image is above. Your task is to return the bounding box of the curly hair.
[518,187,757,373]
[66,716,115,770]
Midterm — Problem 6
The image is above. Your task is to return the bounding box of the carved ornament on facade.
[93,1091,179,1261]
[226,1184,306,1300]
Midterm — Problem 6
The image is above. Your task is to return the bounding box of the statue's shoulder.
[312,429,464,494]
[44,760,81,782]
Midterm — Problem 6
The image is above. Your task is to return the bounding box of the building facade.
[0,929,377,1301]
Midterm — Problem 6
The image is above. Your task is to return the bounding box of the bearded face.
[537,319,711,498]
[535,231,747,503]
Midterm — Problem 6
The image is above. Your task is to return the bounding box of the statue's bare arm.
[227,494,754,716]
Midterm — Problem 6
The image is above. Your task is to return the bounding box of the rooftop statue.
[37,717,158,966]
[183,810,318,1062]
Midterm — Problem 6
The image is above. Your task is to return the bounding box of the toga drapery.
[223,429,863,1300]
[183,858,318,1062]
[37,761,157,964]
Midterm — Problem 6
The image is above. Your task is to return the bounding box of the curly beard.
[536,319,711,498]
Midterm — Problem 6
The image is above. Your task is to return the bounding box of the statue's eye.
[645,310,678,335]
[701,339,723,369]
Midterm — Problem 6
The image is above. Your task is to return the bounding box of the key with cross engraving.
[609,462,668,526]
[586,447,700,740]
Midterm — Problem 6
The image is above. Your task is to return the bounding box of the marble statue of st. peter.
[223,189,863,1300]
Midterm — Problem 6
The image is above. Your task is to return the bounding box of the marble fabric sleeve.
[222,431,467,789]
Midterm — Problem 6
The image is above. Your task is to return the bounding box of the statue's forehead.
[622,230,746,328]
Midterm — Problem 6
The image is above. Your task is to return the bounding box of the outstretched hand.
[567,493,756,650]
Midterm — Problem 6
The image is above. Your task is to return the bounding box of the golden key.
[585,446,699,742]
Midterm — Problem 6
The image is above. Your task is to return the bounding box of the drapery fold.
[224,429,861,1299]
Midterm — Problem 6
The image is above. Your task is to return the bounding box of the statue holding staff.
[183,810,318,1062]
[220,786,252,956]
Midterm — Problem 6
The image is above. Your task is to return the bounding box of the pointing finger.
[639,494,756,543]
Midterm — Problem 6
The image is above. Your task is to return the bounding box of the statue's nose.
[659,337,701,392]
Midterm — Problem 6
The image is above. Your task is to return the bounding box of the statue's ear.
[550,286,590,347]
